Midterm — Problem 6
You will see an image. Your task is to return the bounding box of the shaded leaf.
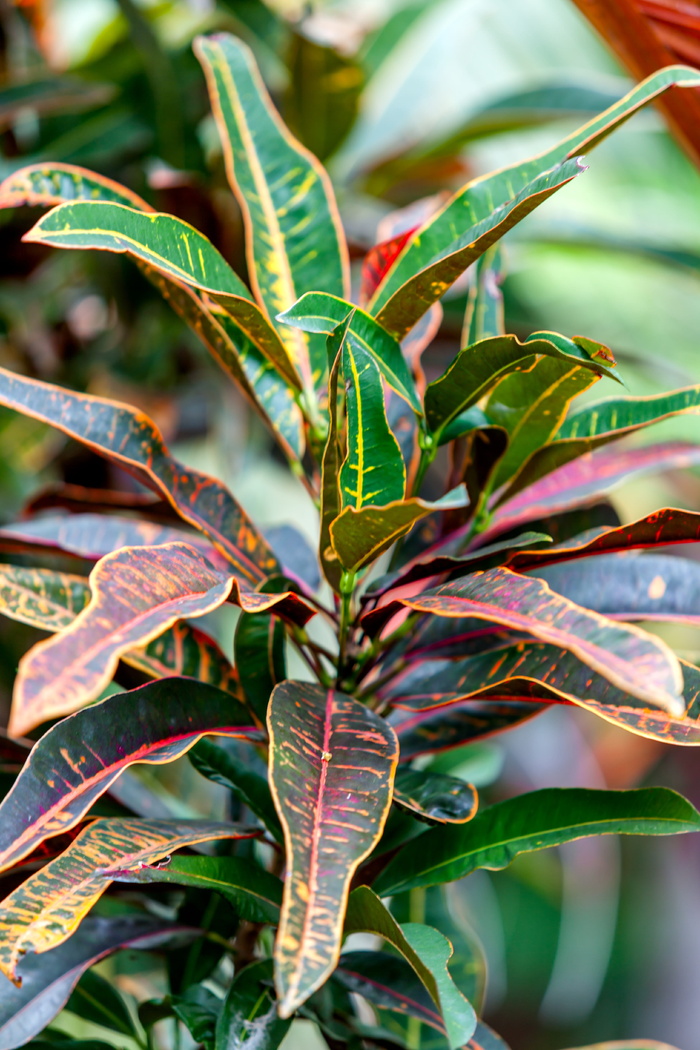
[0,818,259,982]
[285,32,363,161]
[172,985,219,1050]
[117,854,282,925]
[190,737,282,841]
[268,682,399,1016]
[344,886,476,1049]
[334,951,444,1032]
[390,701,544,761]
[127,620,241,697]
[216,958,291,1050]
[374,787,700,896]
[319,326,347,590]
[463,245,505,345]
[66,970,138,1038]
[0,678,259,875]
[393,767,478,825]
[234,595,287,723]
[194,33,349,393]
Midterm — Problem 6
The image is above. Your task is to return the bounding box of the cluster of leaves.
[0,28,700,1050]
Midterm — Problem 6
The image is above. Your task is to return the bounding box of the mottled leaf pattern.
[0,163,152,211]
[268,682,399,1016]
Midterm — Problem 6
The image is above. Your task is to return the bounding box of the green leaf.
[340,340,405,510]
[393,767,478,825]
[401,567,684,714]
[190,737,283,842]
[0,162,152,211]
[0,678,259,875]
[425,332,614,438]
[172,985,220,1050]
[334,951,444,1033]
[330,488,468,574]
[116,854,282,925]
[268,682,399,1016]
[319,321,349,591]
[66,971,138,1038]
[234,590,287,723]
[344,886,476,1049]
[0,819,259,983]
[368,64,700,338]
[285,32,363,161]
[462,245,505,345]
[194,33,349,394]
[216,959,291,1050]
[278,292,421,413]
[0,368,278,581]
[374,787,700,895]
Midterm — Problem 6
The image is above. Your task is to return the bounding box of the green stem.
[406,887,427,1049]
[349,612,419,689]
[336,571,356,685]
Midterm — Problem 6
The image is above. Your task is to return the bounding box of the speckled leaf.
[344,886,476,1049]
[268,682,399,1017]
[425,332,613,438]
[127,620,241,697]
[374,787,700,896]
[369,65,700,338]
[500,384,700,505]
[0,678,259,874]
[0,162,151,211]
[393,767,478,824]
[0,915,192,1050]
[390,701,545,761]
[340,340,405,510]
[278,292,421,413]
[0,368,277,581]
[194,33,349,394]
[0,818,259,982]
[400,567,683,714]
[11,542,310,736]
[216,958,291,1050]
[330,487,468,574]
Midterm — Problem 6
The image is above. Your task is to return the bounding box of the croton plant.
[0,33,700,1050]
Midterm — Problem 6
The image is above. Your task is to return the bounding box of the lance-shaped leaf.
[115,855,282,925]
[0,678,260,874]
[0,368,277,581]
[330,487,469,575]
[393,767,478,825]
[194,33,349,393]
[340,340,405,510]
[0,818,259,982]
[391,701,545,761]
[217,958,291,1050]
[190,737,283,841]
[368,65,700,338]
[10,542,310,736]
[488,445,700,542]
[344,886,476,1049]
[234,585,287,723]
[0,162,152,211]
[23,201,302,392]
[463,245,505,346]
[127,620,241,696]
[399,567,683,714]
[562,1043,679,1050]
[268,682,399,1017]
[278,292,421,413]
[374,787,700,896]
[425,332,613,438]
[0,915,194,1050]
[500,384,700,504]
[319,323,349,590]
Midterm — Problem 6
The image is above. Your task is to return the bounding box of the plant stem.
[336,571,356,685]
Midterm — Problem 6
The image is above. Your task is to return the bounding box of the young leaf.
[400,567,684,714]
[344,886,476,1049]
[393,767,478,825]
[0,819,259,982]
[0,678,259,874]
[0,368,278,581]
[194,33,349,393]
[268,682,399,1016]
[340,340,405,510]
[216,959,291,1050]
[10,541,310,736]
[373,787,700,895]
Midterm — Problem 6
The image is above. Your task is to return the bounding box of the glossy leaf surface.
[217,958,291,1050]
[0,679,258,874]
[391,701,543,760]
[0,162,152,211]
[374,787,700,895]
[190,737,282,840]
[401,567,683,713]
[0,819,258,982]
[334,950,444,1032]
[268,682,399,1016]
[393,767,478,824]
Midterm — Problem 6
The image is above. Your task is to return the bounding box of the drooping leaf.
[278,292,421,413]
[190,737,283,841]
[0,368,277,581]
[425,332,614,439]
[390,701,544,761]
[172,985,219,1050]
[393,767,478,824]
[0,678,259,874]
[340,339,405,510]
[0,818,259,982]
[268,682,399,1016]
[194,33,349,393]
[234,588,287,723]
[216,958,291,1050]
[344,886,476,1049]
[368,65,700,338]
[116,854,282,925]
[334,951,444,1033]
[373,787,700,896]
[10,542,309,736]
[399,567,684,713]
[0,915,193,1050]
[330,488,469,575]
[0,162,152,211]
[66,970,138,1038]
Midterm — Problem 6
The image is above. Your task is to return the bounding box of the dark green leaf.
[66,971,138,1038]
[190,737,283,841]
[216,959,291,1050]
[173,985,221,1049]
[393,767,478,824]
